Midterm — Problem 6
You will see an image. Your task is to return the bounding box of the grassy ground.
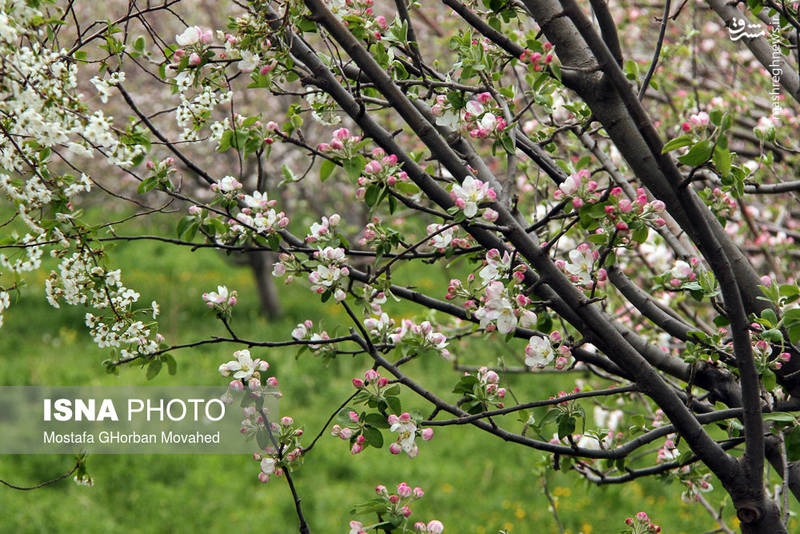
[0,211,789,533]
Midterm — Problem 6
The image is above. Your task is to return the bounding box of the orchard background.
[1,0,800,532]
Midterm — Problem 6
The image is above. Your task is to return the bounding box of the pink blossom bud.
[421,428,434,441]
[482,208,499,222]
[188,53,202,66]
[348,411,360,423]
[401,506,412,517]
[333,127,350,140]
[364,369,380,382]
[376,485,387,494]
[427,520,444,533]
[352,378,365,388]
[377,377,389,388]
[258,472,269,483]
[229,380,244,392]
[351,443,363,454]
[389,443,402,454]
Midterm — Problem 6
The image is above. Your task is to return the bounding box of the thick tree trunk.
[247,251,282,319]
[736,497,786,534]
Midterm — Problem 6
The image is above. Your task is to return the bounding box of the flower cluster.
[753,115,778,141]
[45,252,162,360]
[358,218,402,257]
[202,285,238,316]
[317,127,363,159]
[306,214,341,244]
[356,148,407,190]
[680,111,710,132]
[307,247,350,300]
[462,94,507,140]
[556,243,606,288]
[252,415,304,483]
[666,259,699,288]
[446,249,535,335]
[476,366,507,407]
[218,349,270,386]
[555,173,667,238]
[449,176,497,219]
[623,512,661,534]
[656,437,680,463]
[525,331,572,369]
[352,368,390,391]
[323,0,389,41]
[349,483,443,533]
[388,413,433,458]
[698,186,737,220]
[291,320,338,360]
[518,42,554,71]
[387,319,451,360]
[601,187,667,234]
[680,473,714,503]
[218,349,296,482]
[425,223,471,252]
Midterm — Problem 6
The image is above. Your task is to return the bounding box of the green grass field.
[0,211,786,533]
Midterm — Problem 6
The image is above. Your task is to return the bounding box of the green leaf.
[344,156,366,181]
[146,359,162,380]
[364,413,390,428]
[713,144,732,178]
[453,375,478,394]
[164,354,177,375]
[362,426,384,448]
[364,185,381,208]
[256,428,270,449]
[557,415,576,439]
[385,396,402,415]
[176,216,194,238]
[786,427,800,461]
[319,159,337,182]
[393,181,419,195]
[762,412,797,423]
[761,308,778,326]
[677,140,713,166]
[632,225,649,244]
[661,135,693,153]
